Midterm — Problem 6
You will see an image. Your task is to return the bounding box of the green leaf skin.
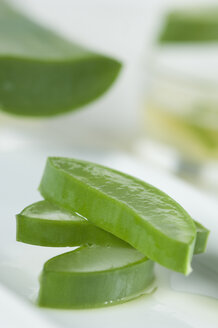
[38,245,154,309]
[0,1,121,116]
[39,157,197,274]
[16,201,209,255]
[16,200,127,247]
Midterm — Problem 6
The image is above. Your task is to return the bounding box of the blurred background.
[1,0,218,196]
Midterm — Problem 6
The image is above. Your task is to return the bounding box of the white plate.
[0,138,218,328]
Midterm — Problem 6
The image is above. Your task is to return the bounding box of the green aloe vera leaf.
[38,245,154,309]
[159,8,218,43]
[0,0,121,116]
[39,157,197,274]
[16,200,208,255]
[16,200,127,247]
[193,220,210,254]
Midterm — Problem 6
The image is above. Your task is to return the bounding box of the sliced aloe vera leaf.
[16,200,126,247]
[16,201,208,255]
[38,245,154,309]
[39,157,197,274]
[158,8,218,43]
[193,220,210,254]
[0,1,121,116]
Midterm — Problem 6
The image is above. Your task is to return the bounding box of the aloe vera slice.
[39,157,197,274]
[38,245,154,309]
[0,1,121,116]
[16,200,126,247]
[16,201,208,255]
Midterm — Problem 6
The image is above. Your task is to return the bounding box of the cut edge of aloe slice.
[16,200,209,256]
[38,245,155,309]
[193,220,210,254]
[39,157,197,275]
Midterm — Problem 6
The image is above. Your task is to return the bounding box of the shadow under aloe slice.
[16,200,209,255]
[39,157,197,274]
[0,1,121,116]
[38,245,154,309]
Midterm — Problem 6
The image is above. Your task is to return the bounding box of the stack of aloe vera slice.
[16,157,209,309]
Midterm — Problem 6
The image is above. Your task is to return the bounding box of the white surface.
[0,139,218,328]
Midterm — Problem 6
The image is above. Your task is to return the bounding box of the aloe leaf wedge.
[16,200,127,247]
[39,157,197,274]
[0,0,121,116]
[38,245,154,309]
[16,200,209,255]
